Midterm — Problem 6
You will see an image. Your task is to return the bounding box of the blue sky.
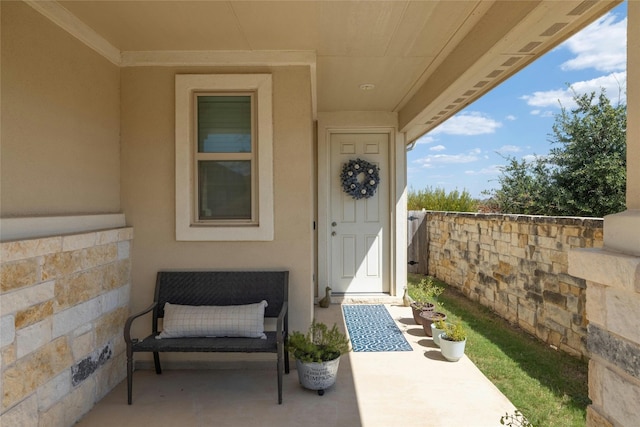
[407,2,628,198]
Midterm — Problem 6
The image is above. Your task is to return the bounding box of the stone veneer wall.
[421,211,602,358]
[0,228,133,426]
[570,248,640,427]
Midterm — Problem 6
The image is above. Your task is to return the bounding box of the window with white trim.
[175,74,273,241]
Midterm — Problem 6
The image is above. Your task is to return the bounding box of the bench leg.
[127,347,133,405]
[153,351,162,374]
[277,356,283,404]
[284,350,290,374]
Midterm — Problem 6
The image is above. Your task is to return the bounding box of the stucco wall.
[0,228,132,426]
[120,66,314,352]
[418,211,603,358]
[0,1,121,217]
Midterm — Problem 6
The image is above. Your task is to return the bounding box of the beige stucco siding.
[0,1,121,217]
[120,66,315,342]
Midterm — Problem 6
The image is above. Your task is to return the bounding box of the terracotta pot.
[410,302,434,325]
[419,311,447,336]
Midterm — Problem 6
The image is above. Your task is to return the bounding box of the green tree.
[486,90,626,217]
[550,90,626,217]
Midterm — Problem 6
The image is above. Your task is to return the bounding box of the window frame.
[175,74,273,241]
[193,92,257,225]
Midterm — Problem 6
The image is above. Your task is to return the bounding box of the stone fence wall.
[409,211,603,358]
[0,228,133,426]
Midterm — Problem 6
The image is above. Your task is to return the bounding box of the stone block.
[0,259,40,293]
[600,364,640,427]
[55,269,103,310]
[545,304,572,329]
[0,237,61,263]
[95,229,121,245]
[586,283,606,326]
[1,344,16,368]
[117,241,130,260]
[52,298,100,339]
[16,317,52,358]
[0,315,15,348]
[61,233,96,252]
[81,244,118,270]
[37,370,71,411]
[96,307,127,347]
[72,330,95,361]
[0,280,55,316]
[588,324,640,380]
[0,393,38,427]
[2,337,72,410]
[15,300,54,330]
[588,359,604,406]
[606,287,640,344]
[517,304,536,328]
[42,251,83,281]
[543,290,566,307]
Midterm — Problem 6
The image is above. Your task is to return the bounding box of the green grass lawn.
[408,274,589,427]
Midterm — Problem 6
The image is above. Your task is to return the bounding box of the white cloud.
[464,165,502,176]
[522,155,538,163]
[430,145,446,152]
[430,112,502,136]
[560,13,626,73]
[415,135,436,145]
[521,71,626,109]
[505,115,517,121]
[414,150,480,168]
[497,145,521,153]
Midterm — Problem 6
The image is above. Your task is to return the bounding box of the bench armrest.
[276,301,288,343]
[124,302,157,345]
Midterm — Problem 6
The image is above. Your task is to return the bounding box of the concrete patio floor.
[77,303,517,427]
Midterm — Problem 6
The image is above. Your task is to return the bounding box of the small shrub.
[408,186,478,212]
[287,319,350,363]
[442,321,467,342]
[500,410,533,427]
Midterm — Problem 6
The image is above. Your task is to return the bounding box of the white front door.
[329,133,389,294]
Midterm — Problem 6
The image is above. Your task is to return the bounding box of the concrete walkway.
[77,303,516,427]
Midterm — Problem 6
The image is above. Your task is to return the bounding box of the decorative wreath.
[340,158,380,199]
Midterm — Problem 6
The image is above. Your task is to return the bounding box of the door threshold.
[317,293,402,305]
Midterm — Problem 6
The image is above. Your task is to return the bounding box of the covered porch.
[2,1,640,426]
[76,303,516,427]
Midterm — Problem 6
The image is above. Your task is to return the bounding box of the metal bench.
[123,270,289,404]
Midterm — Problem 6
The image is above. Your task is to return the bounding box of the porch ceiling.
[44,0,620,142]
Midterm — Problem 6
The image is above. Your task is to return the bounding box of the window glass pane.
[198,161,251,220]
[198,96,251,153]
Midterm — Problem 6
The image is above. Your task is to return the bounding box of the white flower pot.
[430,324,447,347]
[296,358,340,395]
[438,333,466,362]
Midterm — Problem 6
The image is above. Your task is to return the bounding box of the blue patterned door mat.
[342,305,413,352]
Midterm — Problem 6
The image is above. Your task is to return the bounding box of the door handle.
[331,222,337,227]
[331,231,337,236]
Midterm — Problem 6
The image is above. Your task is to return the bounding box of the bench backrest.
[153,271,289,328]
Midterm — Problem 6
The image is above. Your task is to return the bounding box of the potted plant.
[439,321,467,362]
[409,277,443,325]
[430,317,449,347]
[419,310,447,336]
[287,319,350,395]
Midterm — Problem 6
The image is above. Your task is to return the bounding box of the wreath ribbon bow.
[340,158,380,199]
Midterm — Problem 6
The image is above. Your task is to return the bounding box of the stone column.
[569,3,640,426]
